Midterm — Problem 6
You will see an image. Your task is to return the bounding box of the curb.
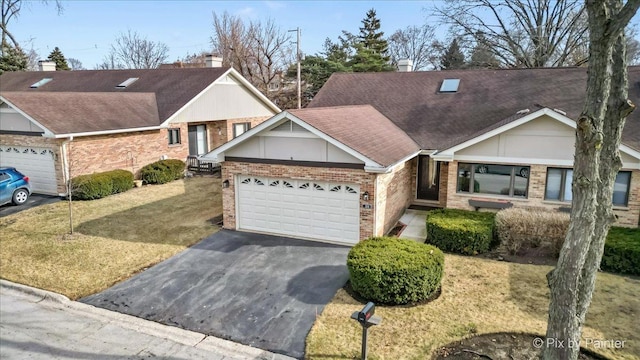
[0,280,297,360]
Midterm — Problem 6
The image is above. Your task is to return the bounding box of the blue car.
[0,167,32,206]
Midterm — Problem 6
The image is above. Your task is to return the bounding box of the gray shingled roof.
[288,105,420,167]
[309,66,640,151]
[0,68,230,133]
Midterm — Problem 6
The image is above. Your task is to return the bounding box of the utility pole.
[289,27,301,109]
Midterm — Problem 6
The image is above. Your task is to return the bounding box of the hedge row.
[495,208,570,256]
[71,169,134,200]
[601,227,640,276]
[426,209,495,255]
[347,237,444,305]
[140,159,185,184]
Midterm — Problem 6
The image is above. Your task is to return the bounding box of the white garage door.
[0,145,58,195]
[237,176,360,244]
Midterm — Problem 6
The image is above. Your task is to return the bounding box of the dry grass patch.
[0,177,221,300]
[306,254,640,360]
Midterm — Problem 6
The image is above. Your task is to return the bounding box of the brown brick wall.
[221,161,376,240]
[68,124,189,178]
[375,159,413,236]
[445,161,640,227]
[0,134,66,194]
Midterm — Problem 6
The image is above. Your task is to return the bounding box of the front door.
[417,155,440,201]
[188,125,208,156]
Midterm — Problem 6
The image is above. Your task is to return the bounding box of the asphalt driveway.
[0,194,61,218]
[80,230,351,359]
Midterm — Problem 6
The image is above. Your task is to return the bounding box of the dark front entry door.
[417,155,440,201]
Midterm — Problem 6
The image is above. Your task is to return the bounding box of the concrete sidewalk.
[0,280,295,360]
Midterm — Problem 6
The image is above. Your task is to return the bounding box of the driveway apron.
[80,230,351,359]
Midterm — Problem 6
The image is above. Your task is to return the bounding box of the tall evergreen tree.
[0,43,27,74]
[440,38,465,70]
[47,47,70,70]
[468,33,499,69]
[350,8,394,72]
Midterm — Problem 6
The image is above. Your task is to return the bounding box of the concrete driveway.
[0,194,61,218]
[80,230,351,359]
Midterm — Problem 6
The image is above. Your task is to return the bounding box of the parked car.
[0,167,32,206]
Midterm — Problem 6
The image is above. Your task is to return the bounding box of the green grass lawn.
[0,177,221,300]
[306,254,640,360]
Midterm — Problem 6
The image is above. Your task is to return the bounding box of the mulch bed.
[433,333,611,360]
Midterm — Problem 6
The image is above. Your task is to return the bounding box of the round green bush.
[71,173,113,200]
[347,237,444,305]
[426,209,495,255]
[140,159,185,184]
[104,169,134,194]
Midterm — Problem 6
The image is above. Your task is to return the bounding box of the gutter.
[54,125,165,139]
[364,150,422,174]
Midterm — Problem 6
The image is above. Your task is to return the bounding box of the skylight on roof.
[440,78,460,93]
[116,77,139,88]
[30,78,52,88]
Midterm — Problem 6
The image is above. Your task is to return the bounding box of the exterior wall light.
[362,191,369,201]
[222,180,230,188]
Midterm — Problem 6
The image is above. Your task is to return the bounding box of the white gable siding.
[0,110,46,133]
[225,132,363,164]
[170,75,275,123]
[457,115,575,161]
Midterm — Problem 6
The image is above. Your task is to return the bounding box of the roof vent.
[440,79,460,93]
[116,77,139,88]
[553,108,567,115]
[30,78,53,88]
[516,109,530,115]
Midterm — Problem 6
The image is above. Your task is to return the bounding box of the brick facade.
[221,161,377,240]
[375,160,413,236]
[445,160,640,227]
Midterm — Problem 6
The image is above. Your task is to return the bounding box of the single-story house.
[202,65,640,245]
[0,59,279,195]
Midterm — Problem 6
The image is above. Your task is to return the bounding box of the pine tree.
[47,47,70,70]
[468,33,499,69]
[440,38,465,70]
[350,8,394,72]
[0,43,27,74]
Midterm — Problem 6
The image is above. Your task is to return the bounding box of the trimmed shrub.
[601,227,640,275]
[71,173,113,200]
[104,169,134,194]
[347,237,444,305]
[140,159,185,184]
[495,207,569,256]
[71,169,135,200]
[426,209,495,255]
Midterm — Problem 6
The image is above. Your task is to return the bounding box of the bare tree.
[387,24,440,71]
[67,57,84,70]
[432,0,588,67]
[211,11,294,97]
[101,30,169,69]
[543,1,639,360]
[1,0,63,55]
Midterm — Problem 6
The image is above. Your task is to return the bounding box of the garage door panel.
[238,176,359,244]
[0,146,57,194]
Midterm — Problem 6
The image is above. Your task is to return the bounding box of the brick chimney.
[38,60,56,71]
[205,54,223,68]
[398,59,413,72]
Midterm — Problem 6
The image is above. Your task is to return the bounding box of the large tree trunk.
[543,1,638,359]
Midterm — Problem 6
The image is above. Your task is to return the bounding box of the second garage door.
[0,145,58,195]
[237,176,360,244]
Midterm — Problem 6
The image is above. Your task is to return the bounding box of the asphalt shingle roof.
[288,105,420,167]
[309,66,640,151]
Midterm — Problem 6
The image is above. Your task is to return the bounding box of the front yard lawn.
[0,177,220,300]
[306,254,640,360]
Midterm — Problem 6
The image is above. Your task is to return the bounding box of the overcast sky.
[12,1,439,69]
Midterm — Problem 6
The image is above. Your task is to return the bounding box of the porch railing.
[187,155,221,176]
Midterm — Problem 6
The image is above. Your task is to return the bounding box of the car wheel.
[520,168,529,178]
[12,189,29,205]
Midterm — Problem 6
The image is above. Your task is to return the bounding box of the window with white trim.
[545,168,632,206]
[233,122,251,138]
[168,128,181,145]
[457,163,530,198]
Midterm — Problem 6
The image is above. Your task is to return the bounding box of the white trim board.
[0,96,55,136]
